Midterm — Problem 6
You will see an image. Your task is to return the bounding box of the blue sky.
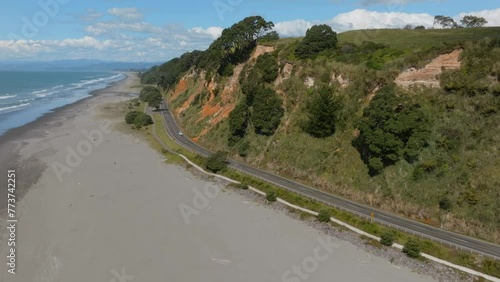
[1,0,499,61]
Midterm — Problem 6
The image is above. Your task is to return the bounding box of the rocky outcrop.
[396,49,462,88]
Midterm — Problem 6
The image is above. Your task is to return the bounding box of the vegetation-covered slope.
[142,18,500,243]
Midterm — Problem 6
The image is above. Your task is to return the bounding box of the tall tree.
[354,85,430,175]
[295,24,338,59]
[303,87,342,138]
[434,15,458,28]
[228,101,249,146]
[460,15,488,28]
[251,87,284,136]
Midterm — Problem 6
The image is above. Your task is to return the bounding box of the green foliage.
[461,15,488,28]
[139,86,163,110]
[251,87,284,136]
[143,51,203,89]
[205,151,228,173]
[380,231,396,246]
[266,190,277,202]
[228,101,249,146]
[125,111,153,128]
[125,111,139,124]
[303,86,342,138]
[434,15,458,29]
[439,196,453,211]
[254,53,279,83]
[295,24,338,59]
[236,140,250,157]
[198,16,275,74]
[258,31,280,44]
[403,239,422,258]
[237,182,249,190]
[441,38,500,96]
[354,85,431,175]
[317,209,331,222]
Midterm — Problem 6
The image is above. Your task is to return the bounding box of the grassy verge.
[143,101,500,279]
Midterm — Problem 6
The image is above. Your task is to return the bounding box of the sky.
[0,0,499,62]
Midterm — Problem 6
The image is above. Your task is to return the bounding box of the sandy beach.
[0,74,437,282]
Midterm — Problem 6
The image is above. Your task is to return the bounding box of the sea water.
[0,71,125,136]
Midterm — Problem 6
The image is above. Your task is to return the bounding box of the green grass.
[338,27,500,49]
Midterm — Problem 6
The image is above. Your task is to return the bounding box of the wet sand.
[0,74,435,282]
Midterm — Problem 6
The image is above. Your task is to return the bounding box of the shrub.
[317,209,331,222]
[403,239,422,258]
[205,151,228,173]
[237,182,249,190]
[380,231,396,246]
[133,112,153,128]
[125,111,140,124]
[266,191,277,202]
[439,196,453,211]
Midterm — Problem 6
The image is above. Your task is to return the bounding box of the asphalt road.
[159,101,500,260]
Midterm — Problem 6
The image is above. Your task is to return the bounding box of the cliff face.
[168,46,276,141]
[164,42,500,243]
[395,49,463,88]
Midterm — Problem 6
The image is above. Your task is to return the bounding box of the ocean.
[0,71,126,136]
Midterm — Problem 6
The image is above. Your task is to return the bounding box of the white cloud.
[108,7,143,22]
[273,19,313,37]
[58,36,113,50]
[457,8,500,27]
[188,26,223,39]
[361,0,421,5]
[86,21,162,36]
[328,9,434,31]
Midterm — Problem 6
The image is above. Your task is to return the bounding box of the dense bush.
[403,239,422,258]
[251,87,284,136]
[354,85,430,175]
[125,111,153,128]
[139,86,163,110]
[228,101,249,146]
[295,25,338,59]
[254,53,279,83]
[266,191,277,202]
[380,231,396,246]
[205,151,228,173]
[125,111,139,124]
[317,209,331,222]
[439,196,453,211]
[303,86,342,138]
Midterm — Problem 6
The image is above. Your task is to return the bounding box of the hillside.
[142,19,500,243]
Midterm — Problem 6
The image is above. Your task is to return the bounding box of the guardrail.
[159,102,499,261]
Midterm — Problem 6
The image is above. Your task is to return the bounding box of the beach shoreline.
[0,72,138,215]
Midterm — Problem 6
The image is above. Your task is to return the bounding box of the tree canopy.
[251,87,284,136]
[295,24,338,59]
[433,15,458,29]
[460,15,488,28]
[354,85,430,175]
[303,86,342,138]
[139,86,163,110]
